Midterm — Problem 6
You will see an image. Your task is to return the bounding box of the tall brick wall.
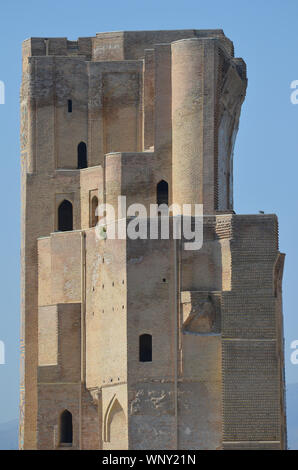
[20,29,286,450]
[222,215,286,449]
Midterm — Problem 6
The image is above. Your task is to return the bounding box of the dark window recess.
[58,200,73,231]
[67,100,72,113]
[157,180,169,206]
[78,142,87,169]
[91,195,99,227]
[60,410,73,444]
[139,334,152,362]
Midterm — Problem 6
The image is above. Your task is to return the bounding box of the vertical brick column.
[171,38,218,214]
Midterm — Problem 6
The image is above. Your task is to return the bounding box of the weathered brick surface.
[221,215,286,448]
[20,30,286,450]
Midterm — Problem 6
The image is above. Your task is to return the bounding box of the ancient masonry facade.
[19,30,287,450]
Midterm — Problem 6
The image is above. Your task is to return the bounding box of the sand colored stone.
[19,30,286,450]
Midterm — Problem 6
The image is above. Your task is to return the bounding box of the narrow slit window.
[91,195,99,227]
[78,142,87,169]
[157,180,168,206]
[60,409,73,445]
[67,99,72,113]
[58,200,73,231]
[139,334,152,362]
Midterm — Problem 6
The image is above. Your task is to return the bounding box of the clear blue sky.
[0,0,297,424]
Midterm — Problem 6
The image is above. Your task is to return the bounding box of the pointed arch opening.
[60,409,73,445]
[139,334,152,362]
[91,195,99,228]
[78,142,87,169]
[104,396,127,449]
[157,180,168,206]
[58,200,73,231]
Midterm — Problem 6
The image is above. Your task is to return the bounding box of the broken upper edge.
[22,29,236,62]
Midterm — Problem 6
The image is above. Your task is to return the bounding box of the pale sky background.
[0,0,297,425]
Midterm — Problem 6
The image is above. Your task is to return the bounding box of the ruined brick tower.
[20,30,287,450]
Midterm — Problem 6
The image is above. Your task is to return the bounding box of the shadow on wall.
[0,391,297,450]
